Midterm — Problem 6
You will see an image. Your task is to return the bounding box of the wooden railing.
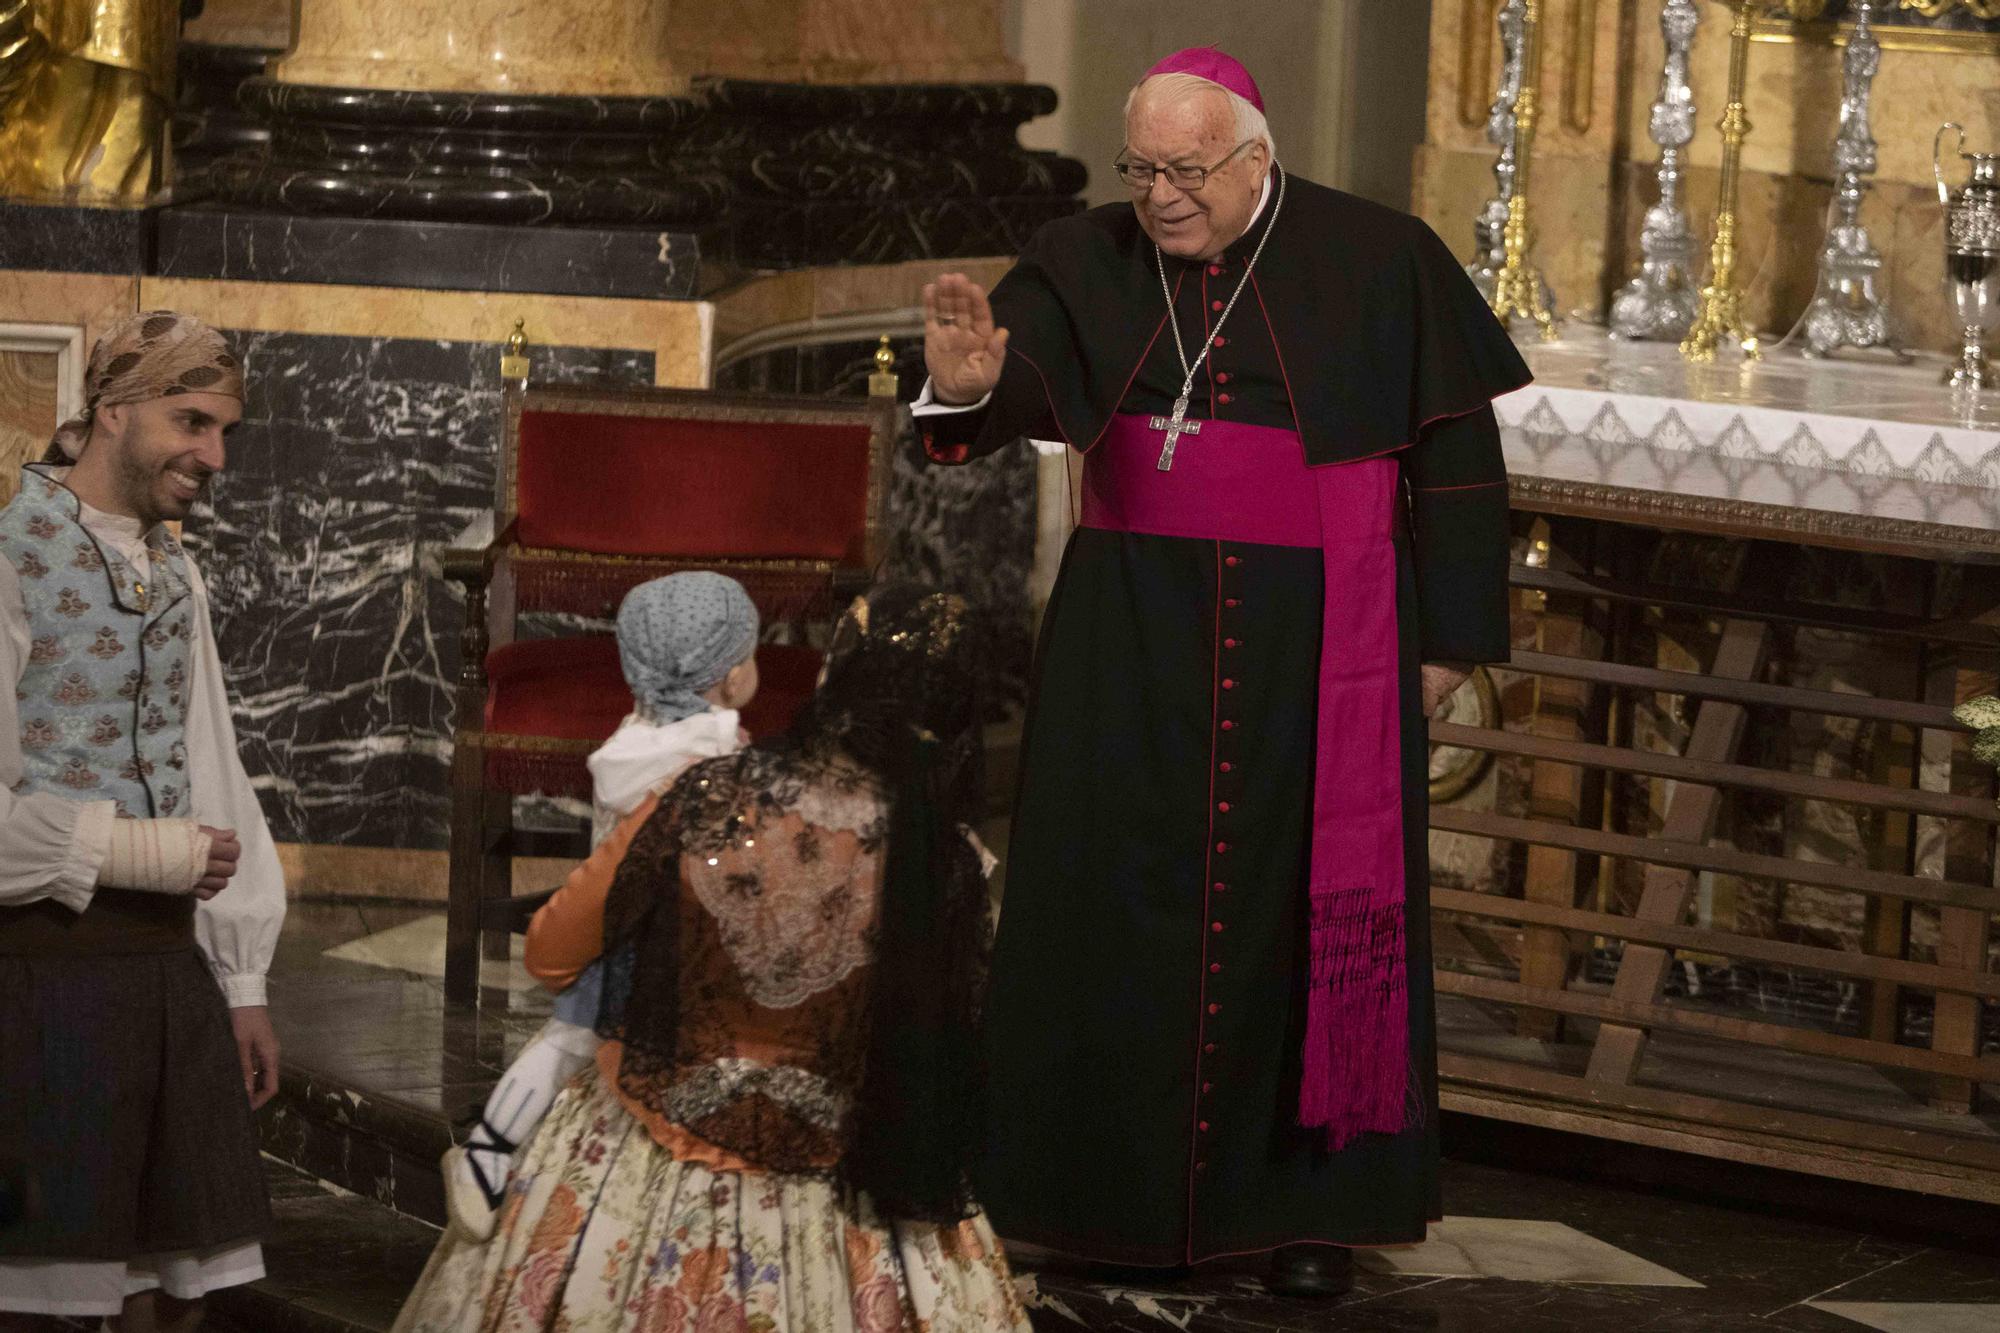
[1429,519,2000,1201]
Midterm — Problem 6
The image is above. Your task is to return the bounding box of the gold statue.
[1488,0,1558,342]
[1682,0,1762,363]
[0,0,179,205]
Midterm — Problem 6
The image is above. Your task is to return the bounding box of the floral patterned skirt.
[391,1071,1030,1333]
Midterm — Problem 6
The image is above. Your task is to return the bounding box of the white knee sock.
[465,1022,598,1192]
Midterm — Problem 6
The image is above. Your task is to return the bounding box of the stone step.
[258,1064,457,1229]
[209,1158,437,1333]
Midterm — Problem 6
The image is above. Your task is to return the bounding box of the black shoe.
[1268,1244,1353,1298]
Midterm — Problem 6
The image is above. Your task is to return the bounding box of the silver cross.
[1149,395,1202,471]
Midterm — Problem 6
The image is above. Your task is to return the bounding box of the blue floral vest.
[0,467,195,818]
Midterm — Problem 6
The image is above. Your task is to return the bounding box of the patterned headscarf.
[48,311,244,463]
[616,572,760,725]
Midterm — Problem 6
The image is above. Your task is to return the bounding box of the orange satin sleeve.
[524,793,662,992]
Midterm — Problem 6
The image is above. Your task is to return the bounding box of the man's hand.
[195,826,241,901]
[1421,664,1472,719]
[230,1005,280,1110]
[923,273,1010,405]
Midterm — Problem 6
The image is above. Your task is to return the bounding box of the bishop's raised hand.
[923,273,1010,406]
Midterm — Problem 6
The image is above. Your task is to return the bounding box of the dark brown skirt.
[0,948,270,1259]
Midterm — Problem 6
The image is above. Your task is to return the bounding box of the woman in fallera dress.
[393,585,1029,1333]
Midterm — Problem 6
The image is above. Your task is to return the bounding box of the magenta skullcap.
[1142,46,1264,113]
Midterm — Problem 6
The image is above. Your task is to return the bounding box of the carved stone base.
[208,80,727,227]
[174,44,279,188]
[201,76,1084,263]
[689,80,1087,269]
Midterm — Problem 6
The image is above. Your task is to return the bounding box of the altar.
[1423,325,2000,1204]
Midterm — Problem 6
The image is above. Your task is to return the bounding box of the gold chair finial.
[868,334,899,398]
[500,319,530,381]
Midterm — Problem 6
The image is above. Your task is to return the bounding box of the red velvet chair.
[441,377,896,1005]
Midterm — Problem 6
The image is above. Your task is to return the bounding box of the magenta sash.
[1081,414,1409,1149]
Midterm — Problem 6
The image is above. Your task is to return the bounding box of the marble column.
[206,0,714,228]
[274,0,684,96]
[673,0,1020,84]
[205,0,1080,256]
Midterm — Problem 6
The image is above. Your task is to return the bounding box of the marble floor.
[234,901,2000,1331]
[200,1146,2000,1332]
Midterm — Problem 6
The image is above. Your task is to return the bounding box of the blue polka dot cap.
[615,572,760,724]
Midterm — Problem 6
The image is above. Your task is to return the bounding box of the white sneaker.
[442,1143,504,1242]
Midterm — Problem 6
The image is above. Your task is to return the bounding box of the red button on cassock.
[1217,801,1230,812]
[1211,299,1224,312]
[1213,335,1227,348]
[1208,1003,1220,1014]
[1214,882,1227,892]
[1226,598,1240,608]
[1219,762,1232,772]
[1209,963,1222,974]
[1199,1120,1211,1132]
[1202,1081,1214,1093]
[1208,264,1222,276]
[1210,921,1224,933]
[1216,372,1231,384]
[1204,1042,1217,1054]
[1196,1161,1208,1172]
[1226,556,1241,567]
[1225,638,1239,648]
[1220,720,1235,731]
[1222,679,1236,690]
[1215,841,1229,852]
[1217,393,1233,405]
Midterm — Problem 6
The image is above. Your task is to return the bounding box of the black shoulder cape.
[956,171,1530,467]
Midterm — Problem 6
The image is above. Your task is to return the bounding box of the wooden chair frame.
[441,378,898,1005]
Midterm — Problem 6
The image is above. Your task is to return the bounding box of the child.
[442,571,760,1241]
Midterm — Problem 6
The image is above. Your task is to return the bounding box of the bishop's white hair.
[1124,71,1278,163]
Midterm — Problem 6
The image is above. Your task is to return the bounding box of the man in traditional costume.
[0,312,285,1332]
[914,49,1529,1297]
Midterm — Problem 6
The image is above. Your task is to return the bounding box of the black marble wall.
[182,335,652,850]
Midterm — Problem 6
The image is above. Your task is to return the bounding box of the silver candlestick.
[1468,0,1529,301]
[1802,1,1905,359]
[1611,0,1700,341]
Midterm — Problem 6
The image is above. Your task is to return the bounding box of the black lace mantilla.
[599,585,992,1224]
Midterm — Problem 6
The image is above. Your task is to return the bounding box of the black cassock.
[922,170,1530,1264]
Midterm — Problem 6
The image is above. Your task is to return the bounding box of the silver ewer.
[1802,1,1905,360]
[1611,0,1700,341]
[1936,123,2000,392]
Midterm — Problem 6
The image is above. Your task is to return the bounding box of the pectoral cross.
[1149,395,1202,471]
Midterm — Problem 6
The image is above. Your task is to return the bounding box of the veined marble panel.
[155,207,701,301]
[1496,327,2000,485]
[181,333,653,850]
